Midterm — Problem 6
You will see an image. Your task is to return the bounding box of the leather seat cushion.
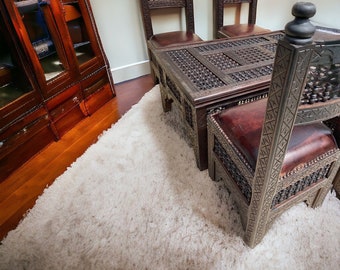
[213,98,338,176]
[219,24,270,37]
[149,31,202,48]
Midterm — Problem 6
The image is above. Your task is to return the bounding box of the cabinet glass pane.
[14,0,65,80]
[0,27,32,108]
[64,3,95,65]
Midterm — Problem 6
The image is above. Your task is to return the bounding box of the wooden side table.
[152,32,284,170]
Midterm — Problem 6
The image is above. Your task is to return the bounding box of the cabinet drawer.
[49,92,86,122]
[81,68,109,98]
[0,107,49,140]
[53,104,86,137]
[84,83,113,115]
[49,92,87,137]
[0,112,55,159]
[0,122,56,181]
[45,83,82,111]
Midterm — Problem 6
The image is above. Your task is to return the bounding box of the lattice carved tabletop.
[152,32,285,170]
[154,32,283,105]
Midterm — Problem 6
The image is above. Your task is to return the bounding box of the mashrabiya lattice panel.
[164,33,283,100]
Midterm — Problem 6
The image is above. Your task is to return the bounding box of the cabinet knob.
[73,96,79,103]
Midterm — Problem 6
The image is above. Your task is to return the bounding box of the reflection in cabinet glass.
[15,0,66,80]
[63,3,95,65]
[0,25,32,108]
[0,27,33,108]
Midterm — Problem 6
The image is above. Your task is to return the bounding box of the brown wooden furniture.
[314,26,340,43]
[328,117,340,198]
[334,170,340,198]
[214,0,270,39]
[140,0,203,83]
[308,27,340,200]
[0,0,115,181]
[153,31,284,170]
[207,2,340,247]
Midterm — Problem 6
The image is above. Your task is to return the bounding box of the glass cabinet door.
[13,0,71,81]
[62,0,106,73]
[5,0,77,97]
[0,22,35,109]
[63,2,95,66]
[4,0,108,99]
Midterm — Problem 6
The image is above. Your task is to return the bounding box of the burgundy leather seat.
[213,98,338,177]
[214,0,270,39]
[149,31,202,48]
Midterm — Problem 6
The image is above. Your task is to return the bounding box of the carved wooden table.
[152,32,285,170]
[152,31,285,170]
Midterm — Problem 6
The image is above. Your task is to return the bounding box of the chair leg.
[333,169,340,199]
[208,160,215,181]
[150,66,159,85]
[159,85,173,112]
[147,47,158,85]
[310,184,332,208]
[244,222,266,249]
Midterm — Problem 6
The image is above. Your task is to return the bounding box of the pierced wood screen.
[156,32,283,103]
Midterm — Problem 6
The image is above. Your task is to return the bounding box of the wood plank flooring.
[0,75,154,240]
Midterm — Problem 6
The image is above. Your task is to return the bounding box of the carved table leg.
[192,107,209,170]
[159,84,173,112]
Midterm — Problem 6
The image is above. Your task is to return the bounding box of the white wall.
[89,0,340,83]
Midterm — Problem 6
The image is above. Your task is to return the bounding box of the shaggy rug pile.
[0,85,339,270]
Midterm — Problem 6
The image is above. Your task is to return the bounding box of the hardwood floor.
[0,75,155,240]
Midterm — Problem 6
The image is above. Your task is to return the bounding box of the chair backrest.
[295,44,340,124]
[140,0,196,41]
[248,2,340,245]
[214,0,258,33]
[208,1,340,248]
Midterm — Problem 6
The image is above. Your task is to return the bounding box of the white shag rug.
[0,85,339,270]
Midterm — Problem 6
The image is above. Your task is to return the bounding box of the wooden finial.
[284,2,316,45]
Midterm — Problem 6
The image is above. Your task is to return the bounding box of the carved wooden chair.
[140,0,203,83]
[328,117,340,198]
[213,0,270,39]
[334,170,340,198]
[207,2,340,248]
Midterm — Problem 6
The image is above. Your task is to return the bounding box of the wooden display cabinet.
[0,0,115,181]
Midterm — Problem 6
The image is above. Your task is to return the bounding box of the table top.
[153,31,284,106]
[153,28,340,106]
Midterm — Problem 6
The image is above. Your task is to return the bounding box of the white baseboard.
[111,60,151,83]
